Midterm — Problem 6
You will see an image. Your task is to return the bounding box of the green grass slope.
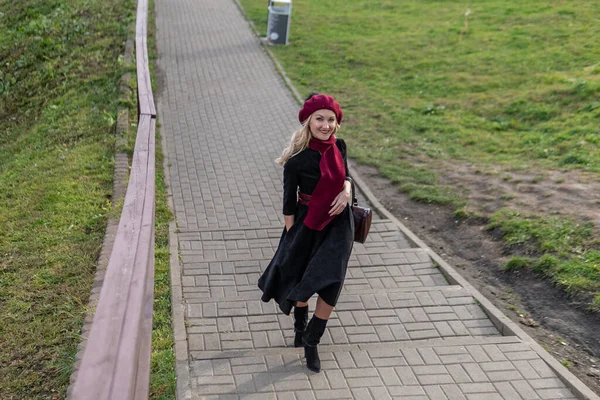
[0,0,133,397]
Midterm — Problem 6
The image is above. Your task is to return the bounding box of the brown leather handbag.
[350,180,372,243]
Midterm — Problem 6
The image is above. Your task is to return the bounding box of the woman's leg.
[293,301,309,348]
[314,296,333,320]
[303,296,333,372]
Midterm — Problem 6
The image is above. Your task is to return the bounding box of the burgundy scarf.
[304,135,346,231]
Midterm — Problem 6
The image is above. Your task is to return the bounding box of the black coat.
[258,139,354,315]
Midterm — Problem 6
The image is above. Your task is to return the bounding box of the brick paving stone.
[446,364,473,384]
[511,380,542,399]
[441,384,468,400]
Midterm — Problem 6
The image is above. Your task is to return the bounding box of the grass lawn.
[238,0,600,307]
[0,0,175,397]
[147,0,176,397]
[0,0,133,396]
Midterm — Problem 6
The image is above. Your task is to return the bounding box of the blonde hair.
[276,114,340,166]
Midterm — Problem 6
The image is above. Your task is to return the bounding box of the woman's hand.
[329,181,351,216]
[284,215,294,231]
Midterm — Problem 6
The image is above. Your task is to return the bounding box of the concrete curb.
[157,90,192,398]
[233,2,600,398]
[169,221,192,400]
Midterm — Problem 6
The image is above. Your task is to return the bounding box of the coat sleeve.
[337,139,352,182]
[282,160,298,215]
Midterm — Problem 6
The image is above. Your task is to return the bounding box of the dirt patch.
[443,163,600,227]
[353,163,600,395]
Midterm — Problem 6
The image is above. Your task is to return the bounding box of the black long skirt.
[258,203,354,315]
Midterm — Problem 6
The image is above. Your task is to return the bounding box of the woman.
[258,93,354,373]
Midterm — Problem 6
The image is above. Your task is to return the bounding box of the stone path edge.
[232,1,600,398]
[170,221,192,400]
[159,93,192,399]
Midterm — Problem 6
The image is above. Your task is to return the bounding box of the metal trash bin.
[267,0,291,45]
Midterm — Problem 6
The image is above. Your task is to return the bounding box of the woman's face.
[309,109,337,141]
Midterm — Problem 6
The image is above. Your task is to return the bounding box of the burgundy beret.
[298,94,343,125]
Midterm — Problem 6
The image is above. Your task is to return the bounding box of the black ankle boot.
[303,316,328,373]
[293,305,308,348]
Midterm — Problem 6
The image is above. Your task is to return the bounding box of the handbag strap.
[350,179,358,206]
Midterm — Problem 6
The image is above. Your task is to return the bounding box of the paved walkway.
[155,0,591,399]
